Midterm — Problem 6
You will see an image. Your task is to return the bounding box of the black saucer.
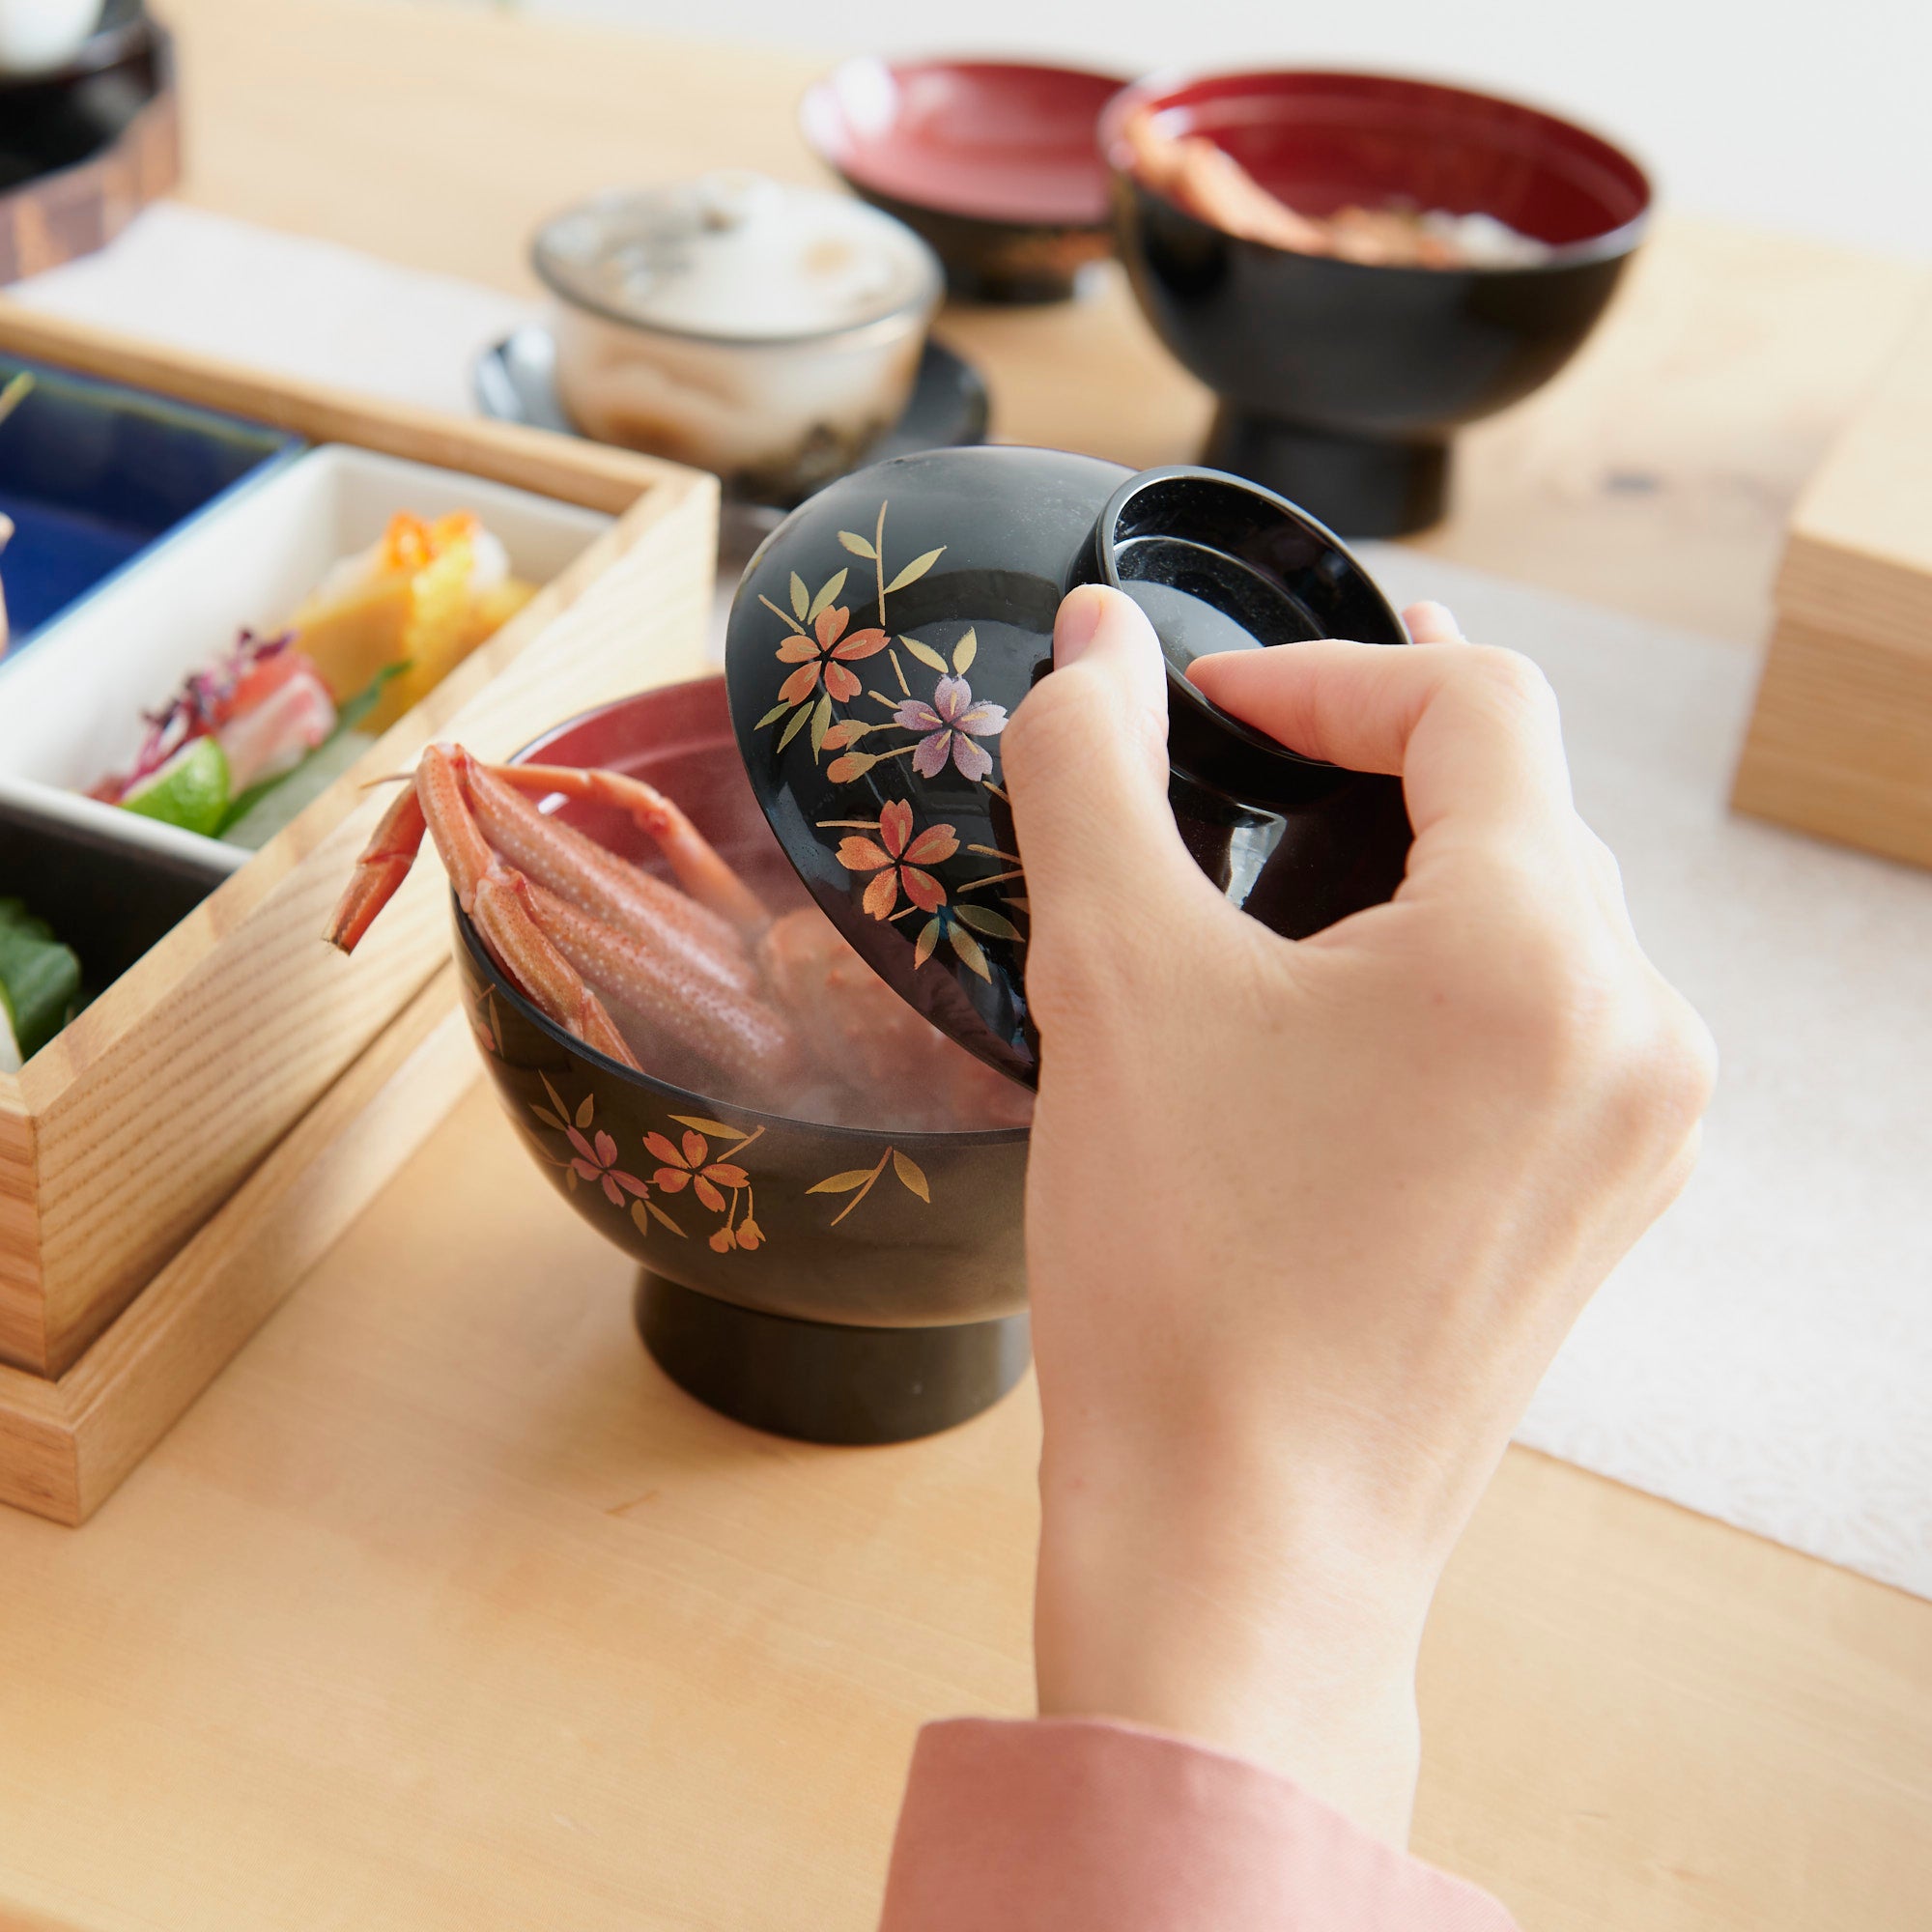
[474,325,991,507]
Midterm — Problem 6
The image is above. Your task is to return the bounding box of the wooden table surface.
[1,2,1928,1928]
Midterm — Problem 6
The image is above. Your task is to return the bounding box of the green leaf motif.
[754,698,794,729]
[952,628,977,674]
[886,547,945,594]
[789,572,810,619]
[810,692,834,757]
[914,916,943,969]
[900,636,949,673]
[808,569,848,621]
[838,530,876,559]
[952,904,1021,940]
[777,702,813,753]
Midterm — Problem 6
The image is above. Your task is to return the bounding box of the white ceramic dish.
[533,174,943,506]
[0,443,611,873]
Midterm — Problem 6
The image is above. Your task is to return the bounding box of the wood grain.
[0,971,476,1525]
[0,6,1924,1932]
[1734,300,1932,863]
[0,1087,1924,1931]
[153,0,1932,648]
[0,314,719,1376]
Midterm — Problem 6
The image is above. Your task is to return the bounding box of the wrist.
[1034,1434,1435,1844]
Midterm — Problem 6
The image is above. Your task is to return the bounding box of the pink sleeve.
[879,1718,1518,1932]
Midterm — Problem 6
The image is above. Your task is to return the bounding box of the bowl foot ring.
[635,1273,1031,1444]
[1205,408,1450,539]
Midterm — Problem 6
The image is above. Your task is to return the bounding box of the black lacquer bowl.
[802,56,1126,304]
[1100,71,1652,537]
[454,676,1031,1444]
[726,444,1412,1085]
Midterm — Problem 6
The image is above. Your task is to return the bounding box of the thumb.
[1003,584,1208,953]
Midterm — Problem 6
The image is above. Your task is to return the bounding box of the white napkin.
[18,204,1930,1598]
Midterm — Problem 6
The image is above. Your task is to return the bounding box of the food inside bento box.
[0,441,610,873]
[83,511,537,850]
[0,895,80,1072]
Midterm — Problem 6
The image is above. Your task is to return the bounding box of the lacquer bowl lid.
[724,444,1411,1084]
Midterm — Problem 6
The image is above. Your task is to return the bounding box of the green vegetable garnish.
[0,898,81,1070]
[122,735,232,838]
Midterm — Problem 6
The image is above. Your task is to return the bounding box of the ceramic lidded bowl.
[532,172,945,507]
[456,675,1031,1445]
[725,444,1413,1084]
[802,56,1126,304]
[1100,71,1652,537]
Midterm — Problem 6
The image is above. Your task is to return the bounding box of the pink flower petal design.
[951,733,994,781]
[893,697,944,734]
[954,701,1007,737]
[911,729,953,779]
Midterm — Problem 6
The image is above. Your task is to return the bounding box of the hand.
[1000,587,1715,1844]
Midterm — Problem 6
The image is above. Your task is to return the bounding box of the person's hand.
[999,587,1715,1845]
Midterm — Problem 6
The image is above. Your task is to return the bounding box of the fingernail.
[1055,584,1108,666]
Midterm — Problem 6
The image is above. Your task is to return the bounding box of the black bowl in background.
[1101,70,1652,536]
[454,675,1031,1444]
[803,56,1127,304]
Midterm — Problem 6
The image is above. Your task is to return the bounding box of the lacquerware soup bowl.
[453,675,1031,1444]
[803,55,1127,304]
[1100,71,1652,536]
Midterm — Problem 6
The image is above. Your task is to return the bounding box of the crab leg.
[471,870,640,1071]
[324,781,428,952]
[325,746,639,1070]
[460,756,760,999]
[523,880,807,1101]
[487,761,771,942]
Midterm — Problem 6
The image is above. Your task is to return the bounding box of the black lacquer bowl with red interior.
[1100,71,1652,536]
[454,677,1031,1445]
[802,56,1126,304]
[462,443,1415,1443]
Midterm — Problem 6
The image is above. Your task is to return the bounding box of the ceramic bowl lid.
[531,172,941,343]
[724,445,1411,1085]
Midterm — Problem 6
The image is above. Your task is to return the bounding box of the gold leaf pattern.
[808,568,848,620]
[838,529,876,559]
[789,571,810,619]
[886,547,945,594]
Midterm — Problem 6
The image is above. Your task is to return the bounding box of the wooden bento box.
[0,303,718,1521]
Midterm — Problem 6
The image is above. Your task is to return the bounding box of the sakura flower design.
[892,673,1008,781]
[836,799,959,920]
[646,1128,752,1214]
[569,1126,651,1208]
[776,603,889,707]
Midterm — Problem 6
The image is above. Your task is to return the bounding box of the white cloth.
[19,205,1930,1598]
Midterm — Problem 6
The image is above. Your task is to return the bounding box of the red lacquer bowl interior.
[516,676,810,919]
[1102,70,1651,252]
[804,57,1128,226]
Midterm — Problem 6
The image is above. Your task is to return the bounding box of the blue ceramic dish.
[0,352,298,652]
